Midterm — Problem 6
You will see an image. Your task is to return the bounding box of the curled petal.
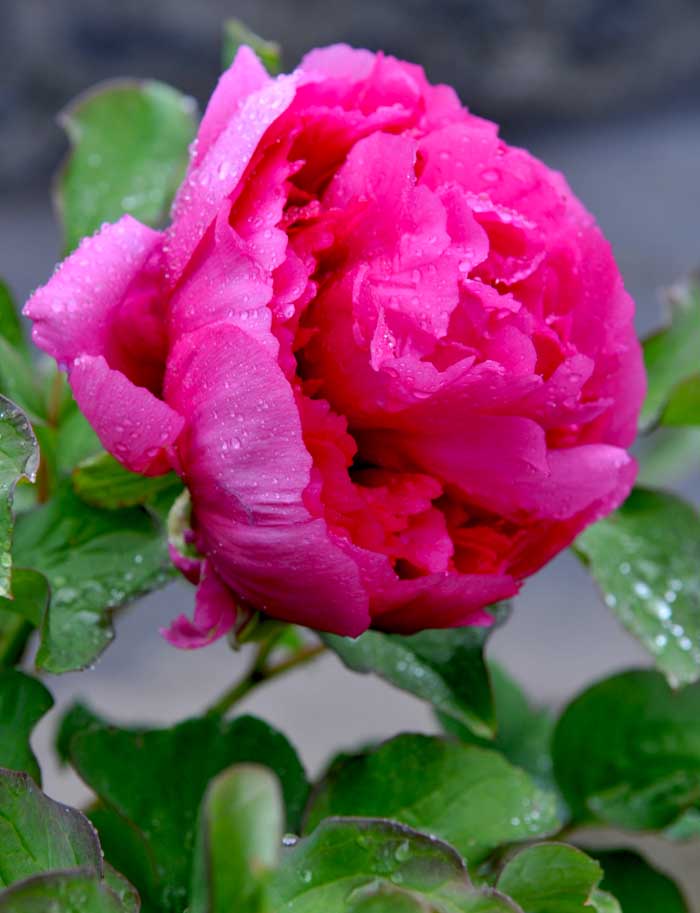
[70,355,184,476]
[24,216,161,365]
[161,562,240,648]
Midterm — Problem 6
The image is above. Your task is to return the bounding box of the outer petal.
[70,355,184,476]
[164,323,370,636]
[371,572,517,633]
[166,76,297,281]
[24,216,161,364]
[192,45,272,168]
[161,562,239,648]
[298,44,375,82]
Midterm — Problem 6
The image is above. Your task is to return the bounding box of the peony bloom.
[25,46,645,646]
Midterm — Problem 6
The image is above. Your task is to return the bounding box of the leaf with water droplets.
[0,871,135,912]
[323,604,510,740]
[590,850,689,912]
[56,79,198,253]
[304,734,560,868]
[13,482,173,673]
[437,663,555,792]
[269,817,521,913]
[0,670,52,783]
[0,396,38,598]
[576,488,700,686]
[552,669,700,831]
[496,843,620,913]
[222,19,282,73]
[190,764,283,913]
[641,276,700,430]
[61,709,308,913]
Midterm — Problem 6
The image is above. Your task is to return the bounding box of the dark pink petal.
[24,216,161,365]
[69,355,184,476]
[371,572,517,633]
[161,562,239,648]
[164,323,371,636]
[168,543,202,585]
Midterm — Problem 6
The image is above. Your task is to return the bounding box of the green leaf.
[591,850,688,913]
[62,711,308,913]
[0,609,30,668]
[0,341,44,421]
[636,427,700,488]
[0,281,25,351]
[0,570,49,667]
[56,402,103,475]
[0,871,133,913]
[438,664,554,790]
[222,20,281,73]
[641,276,700,430]
[552,668,700,830]
[0,671,53,782]
[496,843,614,913]
[13,484,173,673]
[0,396,38,598]
[190,764,283,913]
[103,864,141,913]
[269,817,521,913]
[0,568,50,628]
[0,768,102,888]
[304,734,559,868]
[323,605,509,740]
[73,451,182,510]
[56,79,198,253]
[575,488,700,686]
[664,806,700,840]
[89,807,158,913]
[660,373,700,426]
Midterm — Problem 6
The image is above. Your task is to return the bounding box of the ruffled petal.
[161,562,239,648]
[69,355,184,476]
[24,216,161,365]
[164,322,371,636]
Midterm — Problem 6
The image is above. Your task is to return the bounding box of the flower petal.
[371,572,517,633]
[165,323,371,636]
[69,355,184,476]
[192,45,272,168]
[166,76,297,281]
[24,216,161,365]
[161,562,239,648]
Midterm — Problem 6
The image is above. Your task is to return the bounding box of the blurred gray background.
[2,0,700,904]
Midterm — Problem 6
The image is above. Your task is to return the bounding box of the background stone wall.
[4,0,700,186]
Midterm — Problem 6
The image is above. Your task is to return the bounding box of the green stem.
[206,642,326,717]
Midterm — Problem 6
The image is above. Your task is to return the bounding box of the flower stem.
[206,641,326,717]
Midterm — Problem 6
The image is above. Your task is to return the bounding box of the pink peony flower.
[25,45,645,646]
